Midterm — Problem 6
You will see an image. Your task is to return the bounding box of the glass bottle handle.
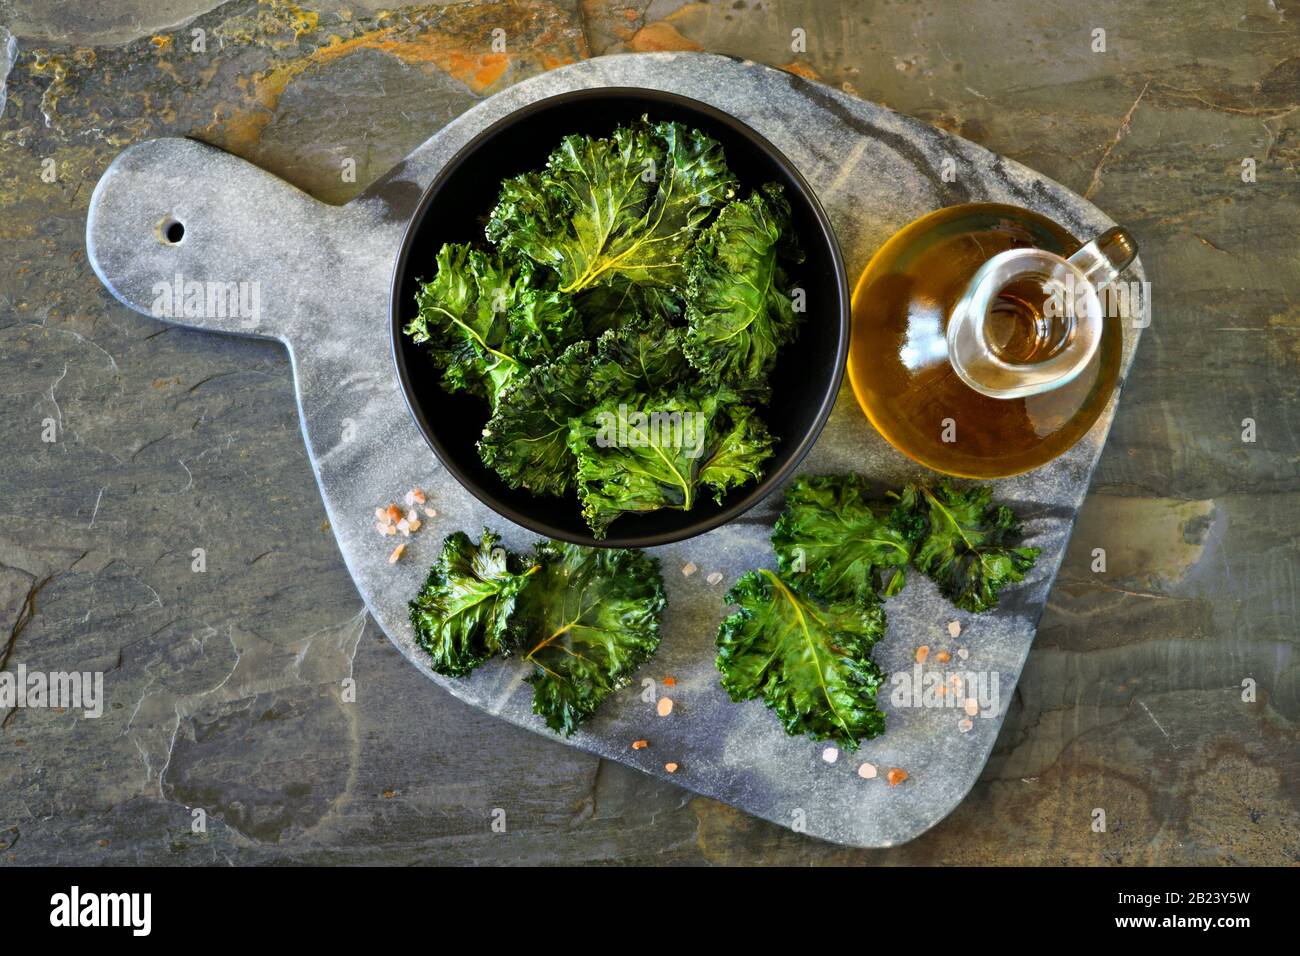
[1067,226,1138,289]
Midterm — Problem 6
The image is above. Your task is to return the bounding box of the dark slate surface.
[0,0,1295,864]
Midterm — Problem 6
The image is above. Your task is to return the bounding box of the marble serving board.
[85,52,1144,848]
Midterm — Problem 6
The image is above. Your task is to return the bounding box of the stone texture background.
[0,0,1295,864]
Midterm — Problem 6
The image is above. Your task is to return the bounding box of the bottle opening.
[985,272,1077,366]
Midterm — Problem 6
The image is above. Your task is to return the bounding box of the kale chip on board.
[408,530,666,735]
[772,474,913,601]
[408,529,538,677]
[771,474,1040,611]
[891,482,1041,613]
[512,541,666,735]
[714,474,1040,747]
[716,569,887,750]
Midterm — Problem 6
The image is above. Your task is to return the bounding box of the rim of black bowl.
[389,87,850,548]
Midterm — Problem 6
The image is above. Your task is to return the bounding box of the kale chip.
[772,474,913,601]
[513,540,666,735]
[588,313,691,399]
[891,481,1041,613]
[478,340,597,498]
[408,529,537,677]
[771,475,1040,611]
[716,569,887,750]
[406,244,581,409]
[487,118,737,293]
[567,387,774,537]
[715,475,1040,747]
[573,281,682,338]
[683,183,805,396]
[409,529,666,736]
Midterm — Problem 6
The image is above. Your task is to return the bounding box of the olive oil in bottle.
[848,203,1137,478]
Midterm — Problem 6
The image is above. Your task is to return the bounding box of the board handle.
[86,137,350,344]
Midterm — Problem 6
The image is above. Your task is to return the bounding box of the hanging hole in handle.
[157,217,185,245]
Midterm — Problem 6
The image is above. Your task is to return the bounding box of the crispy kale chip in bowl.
[391,89,849,547]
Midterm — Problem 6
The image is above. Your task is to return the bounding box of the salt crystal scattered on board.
[958,718,973,733]
[857,762,877,779]
[681,562,697,577]
[957,647,969,660]
[947,620,961,638]
[656,697,673,717]
[664,762,678,773]
[706,571,724,585]
[964,697,979,716]
[822,747,838,764]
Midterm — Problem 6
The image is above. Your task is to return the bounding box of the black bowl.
[390,88,849,547]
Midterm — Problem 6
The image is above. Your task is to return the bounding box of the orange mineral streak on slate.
[627,21,703,53]
[211,4,584,152]
[780,59,820,81]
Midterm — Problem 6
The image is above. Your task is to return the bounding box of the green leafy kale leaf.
[478,340,598,497]
[408,529,538,677]
[891,481,1040,613]
[715,569,887,749]
[406,244,581,408]
[573,281,682,338]
[513,541,666,735]
[567,387,774,537]
[683,182,804,395]
[772,474,913,602]
[695,403,774,499]
[588,313,692,398]
[503,287,583,366]
[486,119,737,294]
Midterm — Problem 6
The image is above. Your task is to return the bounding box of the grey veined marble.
[0,27,17,120]
[85,52,1145,848]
